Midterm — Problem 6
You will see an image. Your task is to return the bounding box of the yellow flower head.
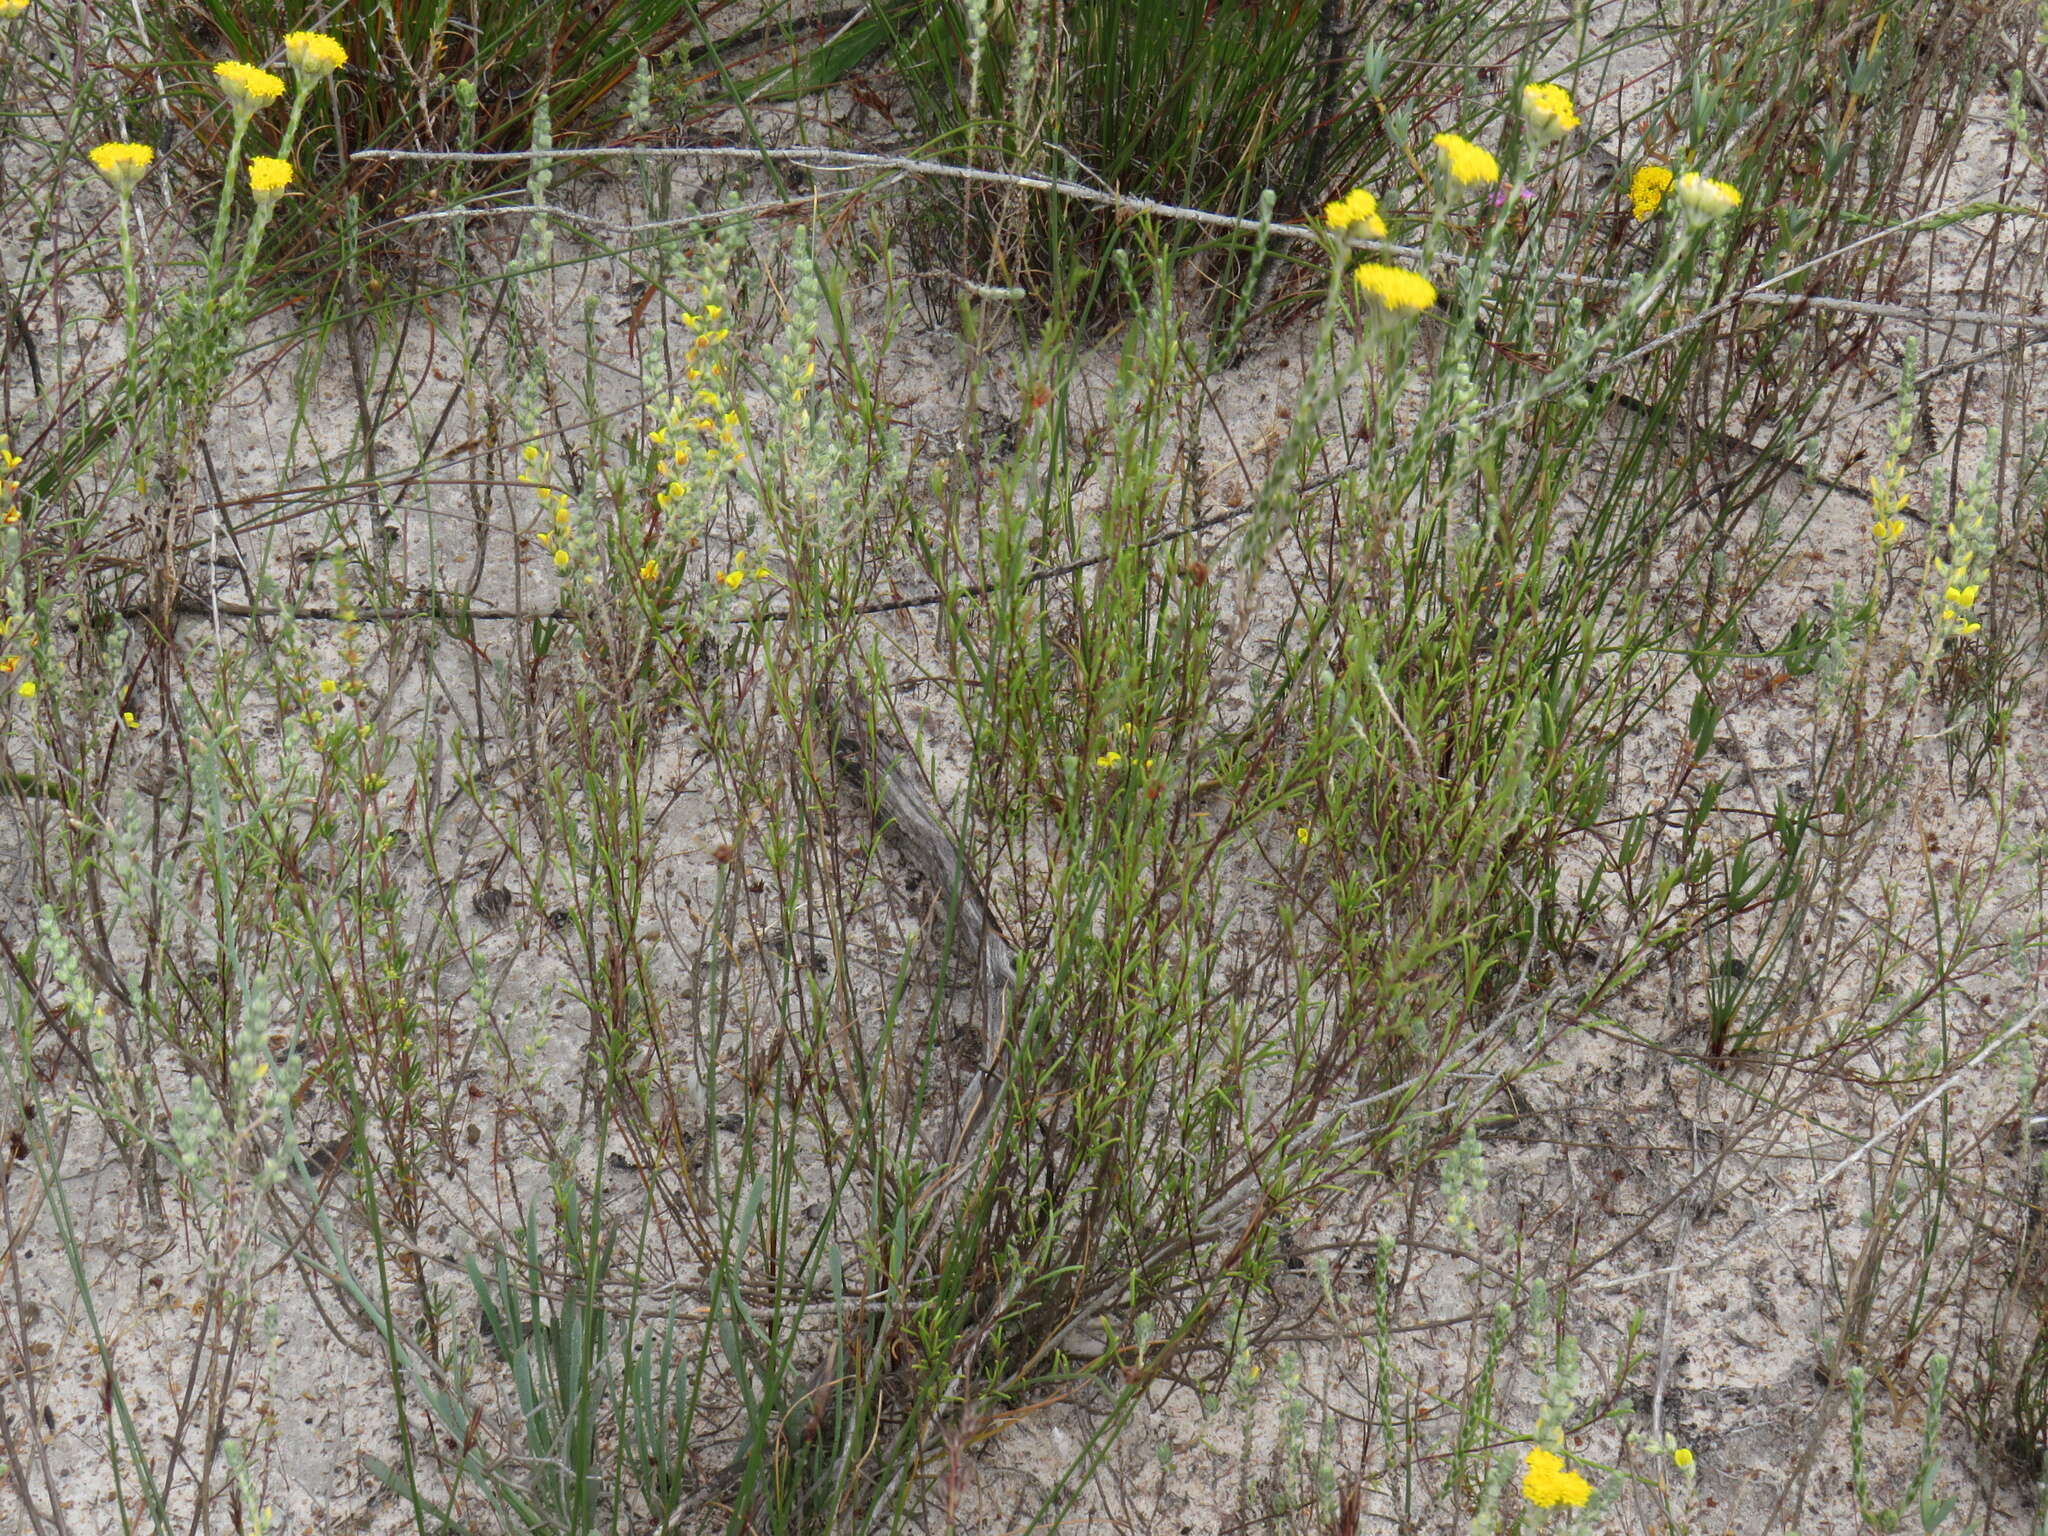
[638,558,659,581]
[1674,171,1741,227]
[1872,516,1906,547]
[89,141,155,196]
[721,569,745,590]
[1673,1447,1694,1470]
[1295,825,1311,845]
[121,710,139,729]
[553,547,572,571]
[1521,1447,1593,1509]
[1322,187,1388,240]
[0,0,29,18]
[1095,750,1123,770]
[247,155,294,204]
[1519,82,1580,147]
[1629,165,1673,220]
[1431,132,1500,189]
[282,30,346,82]
[214,60,286,118]
[1945,583,1980,609]
[15,679,35,699]
[1353,263,1437,319]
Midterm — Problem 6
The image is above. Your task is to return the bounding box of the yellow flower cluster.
[1630,165,1673,221]
[1675,171,1742,226]
[283,31,346,81]
[1322,187,1386,240]
[214,60,286,119]
[0,610,31,699]
[0,437,21,525]
[1432,132,1500,188]
[89,141,155,196]
[1354,262,1436,318]
[1520,81,1580,146]
[649,305,743,518]
[247,155,294,204]
[1521,1447,1593,1509]
[1940,572,1982,635]
[519,444,579,572]
[717,553,773,591]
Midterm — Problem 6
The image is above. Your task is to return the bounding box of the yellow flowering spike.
[1521,1447,1593,1509]
[1353,263,1437,318]
[282,30,346,82]
[89,141,156,196]
[247,155,294,205]
[214,60,287,118]
[1431,132,1500,188]
[1519,82,1579,146]
[1674,171,1741,226]
[1322,187,1388,240]
[1629,165,1673,220]
[638,559,659,581]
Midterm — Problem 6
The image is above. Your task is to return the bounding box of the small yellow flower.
[553,547,572,571]
[282,30,347,82]
[1432,132,1500,188]
[638,558,659,581]
[1519,82,1579,146]
[15,679,34,699]
[1673,1447,1694,1470]
[1629,165,1673,221]
[721,569,745,590]
[121,710,139,729]
[1353,263,1437,318]
[1872,516,1906,547]
[1674,171,1741,226]
[0,1,30,18]
[89,141,156,196]
[1322,187,1388,240]
[318,677,338,695]
[1521,1447,1593,1509]
[1295,826,1311,845]
[752,566,771,580]
[1944,583,1979,608]
[0,655,15,672]
[1095,750,1124,769]
[214,60,287,119]
[247,155,294,205]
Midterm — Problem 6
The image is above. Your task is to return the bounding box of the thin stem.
[208,116,250,280]
[114,195,139,368]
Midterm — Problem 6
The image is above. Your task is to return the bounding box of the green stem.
[114,196,139,369]
[279,81,310,163]
[232,204,280,295]
[208,116,251,281]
